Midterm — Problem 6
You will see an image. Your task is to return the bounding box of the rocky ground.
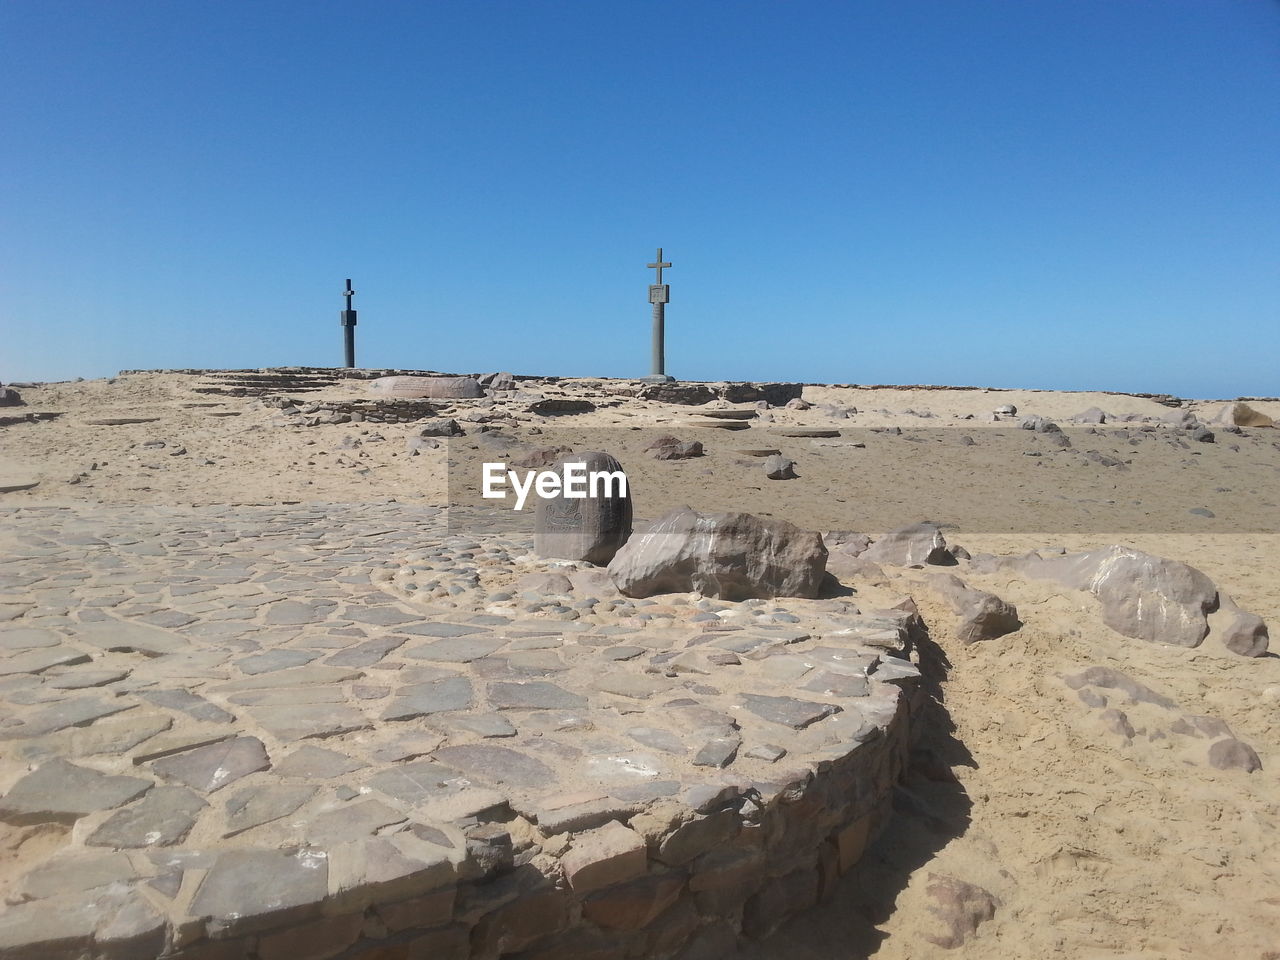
[1,370,1278,958]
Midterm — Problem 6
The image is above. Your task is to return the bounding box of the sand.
[2,370,1277,958]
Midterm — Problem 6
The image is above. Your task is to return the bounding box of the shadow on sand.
[734,621,976,959]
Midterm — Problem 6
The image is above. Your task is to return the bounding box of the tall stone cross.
[644,248,674,382]
[339,278,358,369]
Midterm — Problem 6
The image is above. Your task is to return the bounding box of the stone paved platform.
[0,503,924,959]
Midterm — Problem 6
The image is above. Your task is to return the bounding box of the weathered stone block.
[0,758,153,826]
[371,376,481,399]
[562,821,647,895]
[257,912,363,960]
[655,810,740,866]
[581,871,686,931]
[740,865,820,939]
[326,833,456,913]
[641,896,701,956]
[374,888,457,934]
[835,814,872,874]
[608,508,827,600]
[190,849,329,938]
[471,883,570,955]
[504,926,628,960]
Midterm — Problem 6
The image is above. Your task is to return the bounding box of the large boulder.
[607,507,827,600]
[994,546,1218,648]
[1213,402,1274,428]
[861,523,954,567]
[0,384,22,407]
[371,376,483,399]
[534,452,632,566]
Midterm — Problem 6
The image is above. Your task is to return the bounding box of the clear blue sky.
[3,1,1277,397]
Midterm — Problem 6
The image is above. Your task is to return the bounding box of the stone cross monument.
[339,279,358,369]
[643,248,674,382]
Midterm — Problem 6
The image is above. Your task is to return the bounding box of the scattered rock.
[1212,594,1269,657]
[645,436,704,460]
[529,398,596,416]
[924,874,999,949]
[862,523,954,567]
[763,455,796,480]
[927,574,1021,643]
[1019,415,1060,433]
[415,418,464,438]
[1071,407,1108,424]
[1207,738,1262,773]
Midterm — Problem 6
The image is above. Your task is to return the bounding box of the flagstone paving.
[0,502,924,959]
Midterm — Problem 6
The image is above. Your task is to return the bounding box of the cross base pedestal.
[641,374,675,383]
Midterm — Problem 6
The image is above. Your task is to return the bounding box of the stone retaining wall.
[0,503,928,960]
[155,687,920,960]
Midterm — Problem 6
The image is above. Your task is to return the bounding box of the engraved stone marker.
[534,452,633,565]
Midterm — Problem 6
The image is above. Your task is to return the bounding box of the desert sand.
[1,369,1277,958]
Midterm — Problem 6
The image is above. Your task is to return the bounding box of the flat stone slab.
[189,849,329,937]
[151,736,270,792]
[274,745,366,780]
[696,410,757,420]
[4,696,136,739]
[82,417,162,425]
[0,759,154,825]
[382,677,474,720]
[0,645,91,676]
[223,783,317,837]
[263,600,336,625]
[773,428,842,438]
[488,680,588,710]
[432,744,557,790]
[0,627,63,650]
[87,786,206,848]
[138,689,235,724]
[404,635,506,662]
[737,693,841,729]
[398,622,490,638]
[75,619,188,656]
[685,419,752,431]
[249,704,372,740]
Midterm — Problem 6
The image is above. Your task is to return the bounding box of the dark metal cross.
[339,278,358,368]
[647,249,671,284]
